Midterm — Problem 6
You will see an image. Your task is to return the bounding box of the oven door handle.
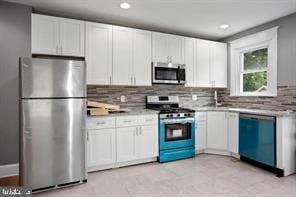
[160,118,195,124]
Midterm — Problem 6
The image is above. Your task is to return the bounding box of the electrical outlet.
[192,94,197,101]
[120,95,126,103]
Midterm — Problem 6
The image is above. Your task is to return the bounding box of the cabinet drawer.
[195,112,207,121]
[116,116,138,127]
[87,117,116,129]
[138,115,158,125]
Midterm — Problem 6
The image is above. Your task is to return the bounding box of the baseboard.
[0,163,19,178]
[204,149,231,156]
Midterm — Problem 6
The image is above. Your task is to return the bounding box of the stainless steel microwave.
[152,62,186,84]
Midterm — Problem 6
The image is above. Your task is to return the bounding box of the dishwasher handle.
[239,113,275,121]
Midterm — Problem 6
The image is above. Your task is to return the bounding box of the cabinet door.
[184,38,196,87]
[196,39,211,87]
[207,112,228,150]
[86,22,112,85]
[133,29,152,86]
[60,18,85,57]
[116,127,138,162]
[32,14,59,55]
[87,129,116,167]
[168,35,184,64]
[228,112,239,154]
[112,26,133,85]
[196,120,207,151]
[211,42,227,88]
[138,125,158,159]
[152,32,169,62]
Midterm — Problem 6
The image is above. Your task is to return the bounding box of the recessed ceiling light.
[120,2,131,9]
[219,24,230,29]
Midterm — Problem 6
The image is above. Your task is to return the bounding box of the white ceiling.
[6,0,296,40]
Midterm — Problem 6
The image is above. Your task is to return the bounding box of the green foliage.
[243,48,268,92]
[243,71,267,92]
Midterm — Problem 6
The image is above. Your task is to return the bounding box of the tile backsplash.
[218,86,296,111]
[87,85,296,111]
[87,85,216,109]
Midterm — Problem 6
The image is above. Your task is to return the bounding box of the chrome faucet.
[214,90,222,108]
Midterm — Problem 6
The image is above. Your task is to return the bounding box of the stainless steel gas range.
[146,96,195,162]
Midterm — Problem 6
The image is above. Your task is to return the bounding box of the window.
[230,27,278,97]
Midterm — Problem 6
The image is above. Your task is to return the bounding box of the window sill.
[229,93,277,98]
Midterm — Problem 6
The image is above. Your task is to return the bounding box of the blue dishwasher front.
[239,114,276,167]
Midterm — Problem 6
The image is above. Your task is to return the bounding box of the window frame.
[230,27,278,97]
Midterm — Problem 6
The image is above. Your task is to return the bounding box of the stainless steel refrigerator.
[19,57,87,192]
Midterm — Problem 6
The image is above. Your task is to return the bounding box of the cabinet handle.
[131,77,133,85]
[136,127,138,136]
[134,77,136,85]
[140,127,142,135]
[109,76,112,84]
[87,131,89,141]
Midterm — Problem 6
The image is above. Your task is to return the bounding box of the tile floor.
[35,154,296,197]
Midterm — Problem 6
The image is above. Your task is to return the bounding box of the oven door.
[159,118,195,150]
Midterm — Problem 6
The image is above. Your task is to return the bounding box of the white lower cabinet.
[87,129,116,167]
[116,127,138,162]
[87,114,158,172]
[195,112,207,152]
[228,112,239,154]
[207,112,228,151]
[138,125,158,159]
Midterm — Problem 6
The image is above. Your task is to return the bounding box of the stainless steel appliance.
[19,57,87,192]
[146,96,195,162]
[152,62,186,84]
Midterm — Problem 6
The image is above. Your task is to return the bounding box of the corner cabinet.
[152,32,185,64]
[228,112,239,154]
[207,112,228,151]
[195,112,207,152]
[185,38,227,88]
[32,14,85,57]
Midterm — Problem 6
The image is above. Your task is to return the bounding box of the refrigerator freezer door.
[20,98,87,190]
[20,58,86,98]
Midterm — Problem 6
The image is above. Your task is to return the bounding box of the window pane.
[244,48,268,71]
[243,71,267,92]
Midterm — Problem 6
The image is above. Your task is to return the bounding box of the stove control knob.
[177,114,180,117]
[166,114,170,118]
[170,114,173,117]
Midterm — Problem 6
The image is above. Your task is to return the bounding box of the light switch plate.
[120,95,126,103]
[192,94,197,101]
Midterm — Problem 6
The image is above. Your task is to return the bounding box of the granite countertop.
[193,107,295,117]
[87,109,159,118]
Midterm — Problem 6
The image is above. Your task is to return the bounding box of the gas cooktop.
[146,96,195,118]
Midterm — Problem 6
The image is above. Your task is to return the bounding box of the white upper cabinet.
[168,34,185,64]
[112,26,133,85]
[132,29,152,86]
[186,38,227,88]
[59,18,85,57]
[211,42,227,88]
[185,37,195,87]
[152,32,184,64]
[196,39,212,87]
[32,14,85,57]
[207,112,228,150]
[85,22,112,85]
[152,32,169,62]
[32,14,59,55]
